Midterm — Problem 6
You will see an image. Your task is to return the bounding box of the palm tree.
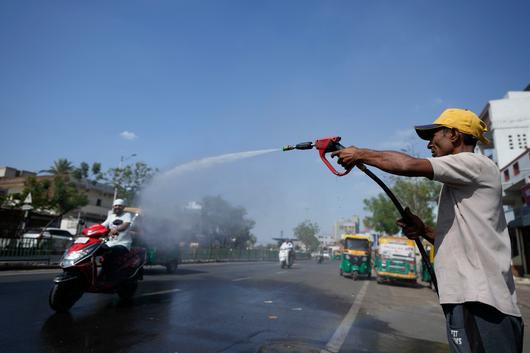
[40,159,75,176]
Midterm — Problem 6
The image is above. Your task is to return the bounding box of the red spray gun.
[283,136,438,294]
[283,136,351,176]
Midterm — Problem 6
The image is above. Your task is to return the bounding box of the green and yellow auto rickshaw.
[374,236,417,284]
[339,234,372,280]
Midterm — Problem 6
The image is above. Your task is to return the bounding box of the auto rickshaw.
[421,242,436,290]
[339,234,372,280]
[374,236,417,285]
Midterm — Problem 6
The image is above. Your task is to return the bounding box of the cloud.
[120,131,138,140]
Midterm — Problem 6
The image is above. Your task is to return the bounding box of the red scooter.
[49,222,146,312]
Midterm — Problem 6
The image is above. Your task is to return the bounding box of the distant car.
[19,228,74,251]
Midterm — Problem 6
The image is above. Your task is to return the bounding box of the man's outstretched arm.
[332,147,434,178]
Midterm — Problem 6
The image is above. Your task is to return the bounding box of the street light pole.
[113,153,137,202]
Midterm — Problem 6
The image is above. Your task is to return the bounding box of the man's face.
[427,129,453,157]
[113,204,125,215]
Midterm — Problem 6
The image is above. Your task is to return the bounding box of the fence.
[0,237,311,265]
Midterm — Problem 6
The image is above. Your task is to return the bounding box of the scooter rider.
[101,198,133,280]
[280,240,294,263]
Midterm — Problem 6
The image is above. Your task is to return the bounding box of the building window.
[517,133,527,149]
[96,198,102,206]
[514,162,520,176]
[508,135,514,150]
[504,169,510,182]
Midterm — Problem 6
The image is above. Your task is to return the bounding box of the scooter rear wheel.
[49,281,83,312]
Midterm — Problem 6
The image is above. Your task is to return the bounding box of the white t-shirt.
[102,212,133,250]
[280,242,293,250]
[429,152,520,317]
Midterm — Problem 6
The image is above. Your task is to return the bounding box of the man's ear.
[449,128,461,143]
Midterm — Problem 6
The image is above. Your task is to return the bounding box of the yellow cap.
[415,108,489,144]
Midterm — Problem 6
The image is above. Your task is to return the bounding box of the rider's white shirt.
[280,242,293,250]
[102,212,133,250]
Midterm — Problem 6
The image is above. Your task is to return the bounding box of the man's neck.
[452,144,475,154]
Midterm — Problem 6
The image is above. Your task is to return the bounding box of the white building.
[478,85,530,168]
[477,85,530,277]
[316,233,337,247]
[334,215,360,239]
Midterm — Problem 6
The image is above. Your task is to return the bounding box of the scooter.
[49,222,146,312]
[279,247,294,269]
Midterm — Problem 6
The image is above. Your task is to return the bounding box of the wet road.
[0,261,528,353]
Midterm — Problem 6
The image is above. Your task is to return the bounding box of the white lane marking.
[232,277,251,282]
[276,271,286,274]
[320,281,369,353]
[139,288,182,297]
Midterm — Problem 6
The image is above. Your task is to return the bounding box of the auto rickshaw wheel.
[352,271,359,281]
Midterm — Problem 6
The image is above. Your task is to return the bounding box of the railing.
[0,237,311,265]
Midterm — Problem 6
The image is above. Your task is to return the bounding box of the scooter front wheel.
[49,281,83,312]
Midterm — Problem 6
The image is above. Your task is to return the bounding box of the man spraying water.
[331,108,523,353]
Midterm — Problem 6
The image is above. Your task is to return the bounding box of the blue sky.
[1,0,529,242]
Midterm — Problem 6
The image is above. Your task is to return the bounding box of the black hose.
[356,163,438,294]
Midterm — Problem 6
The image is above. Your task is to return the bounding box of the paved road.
[1,260,529,353]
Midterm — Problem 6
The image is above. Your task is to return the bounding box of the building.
[0,167,36,179]
[316,233,336,247]
[478,85,530,168]
[477,85,530,277]
[0,166,114,235]
[334,215,360,239]
[500,149,530,276]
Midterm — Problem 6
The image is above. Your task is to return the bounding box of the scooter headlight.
[61,243,100,267]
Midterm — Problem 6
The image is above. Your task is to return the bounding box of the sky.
[1,0,530,243]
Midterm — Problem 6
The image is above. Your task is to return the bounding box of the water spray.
[283,136,438,294]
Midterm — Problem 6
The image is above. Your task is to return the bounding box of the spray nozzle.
[282,141,314,151]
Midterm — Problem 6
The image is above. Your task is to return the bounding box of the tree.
[293,220,320,252]
[392,178,440,228]
[22,158,90,215]
[363,194,400,234]
[72,162,105,184]
[199,196,256,248]
[108,162,157,204]
[363,177,441,234]
[22,176,88,215]
[41,158,75,176]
